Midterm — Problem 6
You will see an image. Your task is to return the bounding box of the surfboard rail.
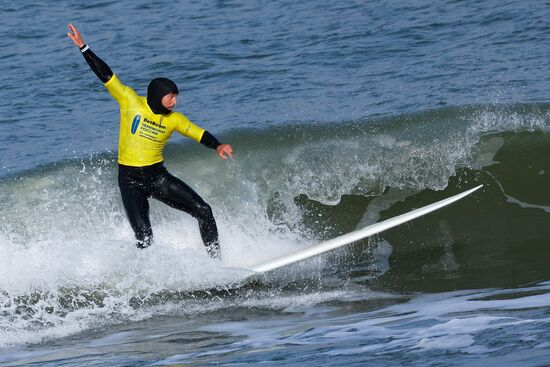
[249,185,483,274]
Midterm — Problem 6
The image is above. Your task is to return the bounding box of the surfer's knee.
[193,201,214,221]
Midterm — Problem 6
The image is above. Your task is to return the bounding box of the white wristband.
[80,44,89,53]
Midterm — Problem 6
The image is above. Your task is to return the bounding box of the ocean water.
[1,1,550,366]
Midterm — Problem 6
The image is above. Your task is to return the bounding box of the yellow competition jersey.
[104,75,205,167]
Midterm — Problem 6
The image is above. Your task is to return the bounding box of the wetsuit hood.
[147,77,179,115]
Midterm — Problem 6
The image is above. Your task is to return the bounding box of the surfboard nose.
[249,185,483,274]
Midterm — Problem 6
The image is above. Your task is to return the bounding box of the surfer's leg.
[151,170,220,258]
[118,168,153,249]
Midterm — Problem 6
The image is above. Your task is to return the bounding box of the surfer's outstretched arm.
[67,23,113,83]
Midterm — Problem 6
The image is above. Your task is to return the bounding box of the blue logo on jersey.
[131,115,141,134]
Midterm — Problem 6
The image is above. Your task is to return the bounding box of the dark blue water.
[1,0,548,175]
[1,1,550,366]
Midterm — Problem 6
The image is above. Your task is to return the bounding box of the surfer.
[67,23,232,259]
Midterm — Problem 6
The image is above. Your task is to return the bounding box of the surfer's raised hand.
[67,23,85,48]
[216,144,233,160]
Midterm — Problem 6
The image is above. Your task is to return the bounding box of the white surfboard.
[248,185,483,274]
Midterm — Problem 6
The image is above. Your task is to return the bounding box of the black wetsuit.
[79,44,221,258]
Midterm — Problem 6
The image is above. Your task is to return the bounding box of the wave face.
[0,103,549,347]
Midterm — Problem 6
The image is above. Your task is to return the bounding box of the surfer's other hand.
[217,144,233,160]
[67,23,85,48]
